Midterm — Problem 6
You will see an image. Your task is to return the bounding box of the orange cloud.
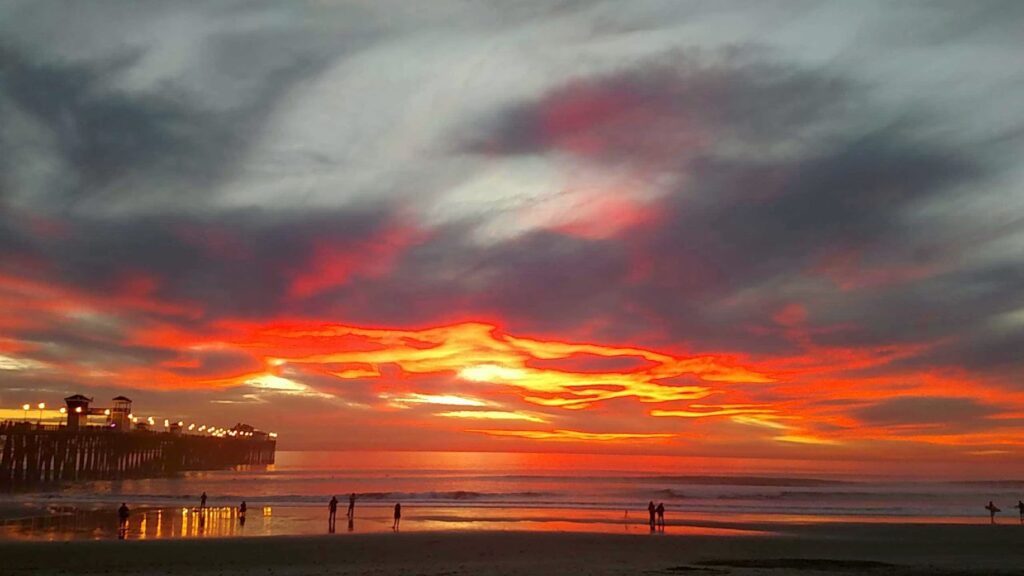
[470,429,675,442]
[275,322,774,412]
[388,394,487,407]
[438,410,546,423]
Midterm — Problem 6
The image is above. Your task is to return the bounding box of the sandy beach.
[2,522,1024,576]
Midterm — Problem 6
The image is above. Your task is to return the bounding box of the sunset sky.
[1,1,1023,468]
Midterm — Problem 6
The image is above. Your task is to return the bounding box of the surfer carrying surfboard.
[985,501,1000,524]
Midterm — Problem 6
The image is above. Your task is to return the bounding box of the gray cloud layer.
[1,1,1023,434]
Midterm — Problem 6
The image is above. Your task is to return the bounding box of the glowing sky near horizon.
[1,1,1024,469]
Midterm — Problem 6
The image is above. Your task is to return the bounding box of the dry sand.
[2,522,1024,576]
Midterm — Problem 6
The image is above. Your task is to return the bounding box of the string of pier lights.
[126,414,278,439]
[16,402,107,423]
[9,401,277,439]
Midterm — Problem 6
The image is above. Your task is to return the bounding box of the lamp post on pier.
[37,402,45,425]
[21,403,30,422]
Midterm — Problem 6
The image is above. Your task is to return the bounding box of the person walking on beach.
[986,501,1000,524]
[328,495,339,532]
[117,502,130,539]
[348,492,356,518]
[393,502,401,531]
[200,491,208,509]
[239,501,247,526]
[1015,500,1024,525]
[656,502,665,531]
[647,501,656,531]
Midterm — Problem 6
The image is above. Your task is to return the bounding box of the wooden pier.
[0,423,276,489]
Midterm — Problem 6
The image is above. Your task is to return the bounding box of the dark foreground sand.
[2,523,1024,576]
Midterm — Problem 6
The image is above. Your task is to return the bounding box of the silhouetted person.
[656,502,665,530]
[239,501,247,526]
[986,501,1000,524]
[1016,500,1024,525]
[117,503,130,539]
[200,491,208,509]
[348,492,356,518]
[328,496,338,532]
[647,501,656,530]
[393,502,401,531]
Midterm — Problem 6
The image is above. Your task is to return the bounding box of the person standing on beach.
[328,495,338,532]
[117,502,130,539]
[656,502,665,531]
[647,501,656,530]
[1015,500,1024,524]
[200,491,208,509]
[348,492,356,518]
[393,502,401,531]
[986,501,1000,524]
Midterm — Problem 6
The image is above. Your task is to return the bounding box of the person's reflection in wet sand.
[348,516,354,532]
[117,502,130,540]
[198,510,206,534]
[328,496,338,533]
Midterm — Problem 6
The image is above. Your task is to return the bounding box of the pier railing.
[0,422,276,489]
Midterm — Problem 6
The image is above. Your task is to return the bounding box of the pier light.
[75,406,82,414]
[163,419,169,428]
[59,407,66,414]
[188,423,195,431]
[178,421,183,427]
[38,402,45,410]
[104,409,110,416]
[22,403,30,411]
[147,416,154,425]
[269,432,278,438]
[128,413,134,420]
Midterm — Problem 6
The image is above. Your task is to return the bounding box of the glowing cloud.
[470,429,675,442]
[459,364,527,382]
[651,404,776,418]
[438,411,546,423]
[277,322,773,411]
[389,394,487,407]
[245,374,333,399]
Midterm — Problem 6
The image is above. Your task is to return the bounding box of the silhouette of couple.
[328,493,359,533]
[647,501,665,532]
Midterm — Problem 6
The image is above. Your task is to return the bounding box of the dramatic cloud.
[1,1,1023,467]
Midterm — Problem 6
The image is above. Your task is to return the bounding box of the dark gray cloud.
[0,30,329,213]
[1,1,1023,448]
[853,396,998,430]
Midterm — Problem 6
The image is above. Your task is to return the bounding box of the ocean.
[1,451,1020,539]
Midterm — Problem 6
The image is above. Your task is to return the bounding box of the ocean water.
[2,451,1021,539]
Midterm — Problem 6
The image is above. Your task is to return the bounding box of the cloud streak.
[1,1,1023,466]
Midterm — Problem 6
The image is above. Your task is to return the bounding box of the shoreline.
[4,526,1024,575]
[2,503,1017,542]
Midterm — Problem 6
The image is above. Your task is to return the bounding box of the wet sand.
[0,504,773,540]
[3,522,1024,575]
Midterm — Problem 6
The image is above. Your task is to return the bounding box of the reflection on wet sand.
[0,506,273,541]
[0,505,773,541]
